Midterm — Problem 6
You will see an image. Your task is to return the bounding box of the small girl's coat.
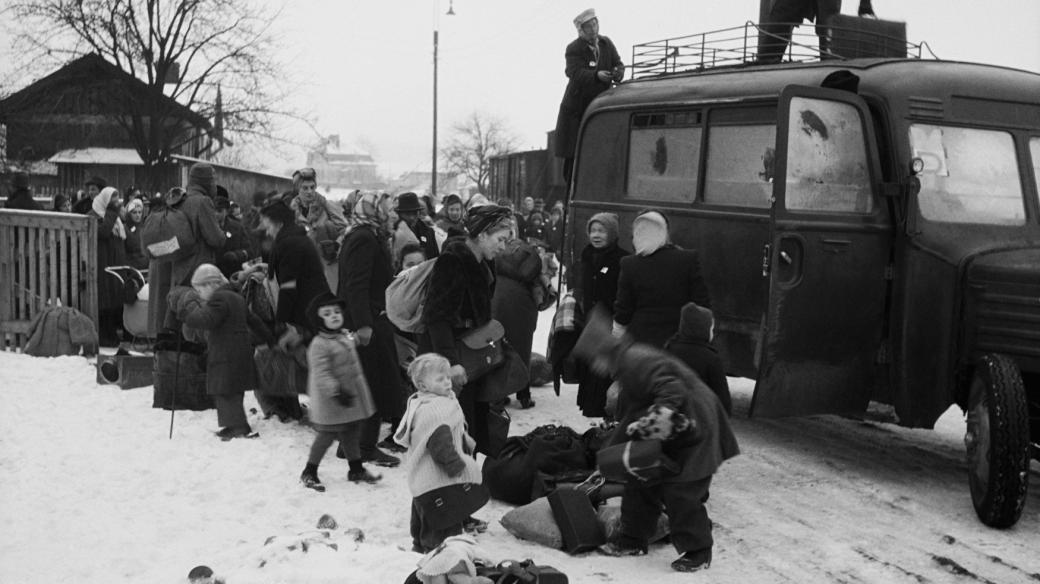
[306,331,376,427]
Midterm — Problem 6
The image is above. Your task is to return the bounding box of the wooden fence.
[0,210,97,351]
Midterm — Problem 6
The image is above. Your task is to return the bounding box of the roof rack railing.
[630,21,935,80]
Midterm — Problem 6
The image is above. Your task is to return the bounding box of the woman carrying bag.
[419,205,514,456]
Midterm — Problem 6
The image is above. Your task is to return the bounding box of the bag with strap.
[596,439,679,485]
[385,258,437,333]
[456,319,505,381]
[141,192,197,261]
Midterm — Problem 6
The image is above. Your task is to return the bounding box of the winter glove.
[626,404,694,441]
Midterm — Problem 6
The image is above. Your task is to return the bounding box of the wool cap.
[190,263,227,287]
[189,162,215,183]
[678,302,714,341]
[11,172,30,189]
[587,212,619,243]
[573,8,596,29]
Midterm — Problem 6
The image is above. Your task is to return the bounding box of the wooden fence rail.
[0,210,98,351]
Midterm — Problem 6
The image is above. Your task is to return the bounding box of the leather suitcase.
[829,15,907,59]
[547,489,605,554]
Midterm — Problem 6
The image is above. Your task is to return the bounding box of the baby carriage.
[103,266,151,351]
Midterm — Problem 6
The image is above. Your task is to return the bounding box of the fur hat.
[678,302,713,341]
[571,305,622,363]
[394,191,424,213]
[11,172,30,190]
[190,263,227,287]
[573,8,596,29]
[259,200,295,226]
[587,212,619,243]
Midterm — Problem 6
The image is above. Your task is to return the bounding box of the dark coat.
[338,224,403,416]
[546,218,564,255]
[169,186,227,286]
[4,188,41,210]
[419,237,495,365]
[124,217,148,270]
[574,242,629,316]
[665,335,732,416]
[404,219,440,260]
[609,342,739,483]
[554,35,624,158]
[216,216,255,278]
[174,286,260,396]
[270,223,330,332]
[491,240,544,365]
[96,208,128,311]
[614,246,711,348]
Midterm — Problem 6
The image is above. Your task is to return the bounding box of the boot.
[672,549,712,572]
[300,465,325,492]
[347,460,382,483]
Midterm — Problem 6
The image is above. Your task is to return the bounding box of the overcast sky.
[3,1,1040,178]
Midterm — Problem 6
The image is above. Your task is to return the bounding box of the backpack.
[141,191,197,261]
[384,258,437,333]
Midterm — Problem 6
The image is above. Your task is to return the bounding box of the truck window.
[1031,137,1040,204]
[910,125,1025,225]
[704,124,775,208]
[626,111,702,202]
[784,97,873,214]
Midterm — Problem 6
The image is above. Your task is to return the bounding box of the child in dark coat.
[300,292,382,491]
[394,353,488,553]
[664,302,732,415]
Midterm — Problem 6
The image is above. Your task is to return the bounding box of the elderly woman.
[419,205,514,456]
[613,209,711,349]
[337,192,405,467]
[93,187,128,346]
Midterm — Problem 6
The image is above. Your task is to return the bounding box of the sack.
[140,201,197,261]
[414,483,490,531]
[152,346,211,411]
[385,258,437,333]
[547,488,605,554]
[499,497,563,549]
[456,319,505,381]
[254,347,308,397]
[596,439,679,485]
[475,340,528,402]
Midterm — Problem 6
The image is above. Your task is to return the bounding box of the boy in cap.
[573,306,739,572]
[665,302,732,415]
[554,8,625,185]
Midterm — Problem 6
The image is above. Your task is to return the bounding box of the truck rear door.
[751,85,892,418]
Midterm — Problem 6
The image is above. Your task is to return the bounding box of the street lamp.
[433,0,455,200]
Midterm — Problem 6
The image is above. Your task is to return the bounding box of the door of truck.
[751,85,892,418]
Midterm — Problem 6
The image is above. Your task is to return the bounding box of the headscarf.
[93,187,126,240]
[464,204,513,238]
[587,212,619,245]
[632,210,668,256]
[348,191,390,238]
[126,198,145,216]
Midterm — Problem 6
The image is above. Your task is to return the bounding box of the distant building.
[307,135,383,190]
[389,171,474,202]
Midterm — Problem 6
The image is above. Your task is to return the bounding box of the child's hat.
[679,302,713,341]
[306,291,347,330]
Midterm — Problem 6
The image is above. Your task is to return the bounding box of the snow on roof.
[48,147,144,165]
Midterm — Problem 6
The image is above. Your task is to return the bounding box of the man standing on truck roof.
[554,8,624,187]
[757,0,876,63]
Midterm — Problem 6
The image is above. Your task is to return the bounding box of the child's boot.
[301,463,325,492]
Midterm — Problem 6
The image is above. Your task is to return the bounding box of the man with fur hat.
[554,8,624,185]
[573,306,738,572]
[3,172,41,210]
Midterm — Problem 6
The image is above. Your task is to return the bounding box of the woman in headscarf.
[419,204,514,456]
[572,212,630,417]
[93,186,128,346]
[613,209,711,349]
[337,192,405,467]
[123,198,148,270]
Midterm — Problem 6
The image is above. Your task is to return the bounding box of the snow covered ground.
[1,309,1038,584]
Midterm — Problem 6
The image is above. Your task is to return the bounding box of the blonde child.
[394,354,488,552]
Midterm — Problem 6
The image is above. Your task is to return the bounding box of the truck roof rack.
[630,21,935,80]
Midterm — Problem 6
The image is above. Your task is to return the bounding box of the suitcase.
[829,15,907,59]
[97,353,154,389]
[547,488,605,554]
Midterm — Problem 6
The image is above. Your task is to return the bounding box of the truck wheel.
[964,354,1030,528]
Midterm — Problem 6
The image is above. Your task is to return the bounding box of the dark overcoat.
[664,334,732,416]
[614,246,711,348]
[270,223,330,332]
[553,35,624,158]
[419,237,495,365]
[338,224,403,416]
[573,242,629,315]
[216,216,255,278]
[124,217,148,270]
[175,286,260,396]
[96,208,128,311]
[609,342,739,483]
[491,241,544,365]
[3,188,41,210]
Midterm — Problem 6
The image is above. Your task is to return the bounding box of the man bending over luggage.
[572,306,739,573]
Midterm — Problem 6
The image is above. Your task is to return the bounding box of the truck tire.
[965,354,1030,528]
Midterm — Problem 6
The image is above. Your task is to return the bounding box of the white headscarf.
[93,187,126,240]
[632,210,668,256]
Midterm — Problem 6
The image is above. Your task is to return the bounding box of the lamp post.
[432,0,455,200]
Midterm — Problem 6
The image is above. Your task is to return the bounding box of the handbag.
[456,319,505,381]
[475,340,529,402]
[596,439,679,485]
[414,482,490,531]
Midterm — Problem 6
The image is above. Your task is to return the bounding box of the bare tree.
[3,0,299,187]
[441,112,518,195]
